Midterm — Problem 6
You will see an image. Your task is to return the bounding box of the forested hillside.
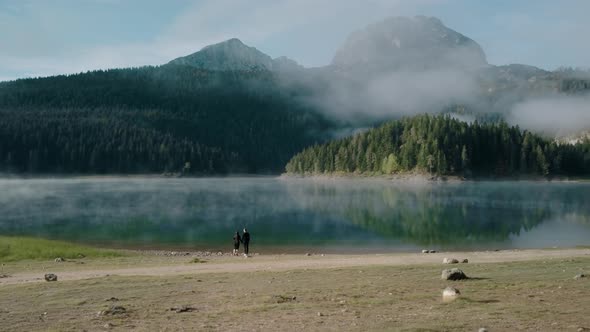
[285,114,590,177]
[0,65,331,174]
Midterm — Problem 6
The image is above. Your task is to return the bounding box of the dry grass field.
[1,248,590,331]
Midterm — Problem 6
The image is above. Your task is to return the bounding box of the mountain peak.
[168,38,275,71]
[203,38,245,49]
[332,16,487,71]
[168,38,303,72]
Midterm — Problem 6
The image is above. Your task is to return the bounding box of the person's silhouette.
[232,231,241,256]
[242,228,250,256]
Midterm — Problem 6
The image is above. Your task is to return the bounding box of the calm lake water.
[1,177,590,252]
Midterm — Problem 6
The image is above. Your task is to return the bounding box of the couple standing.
[233,228,250,256]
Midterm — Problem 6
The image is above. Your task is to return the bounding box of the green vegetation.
[0,236,122,262]
[0,65,331,174]
[286,114,590,177]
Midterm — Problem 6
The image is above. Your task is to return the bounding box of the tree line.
[285,114,590,177]
[0,65,331,174]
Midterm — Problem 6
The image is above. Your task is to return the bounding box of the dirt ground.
[1,249,590,331]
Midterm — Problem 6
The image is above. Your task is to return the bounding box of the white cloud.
[0,0,447,79]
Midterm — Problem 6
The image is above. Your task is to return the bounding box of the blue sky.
[1,0,589,81]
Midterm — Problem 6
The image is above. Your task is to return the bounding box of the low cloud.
[366,69,478,116]
[508,95,590,136]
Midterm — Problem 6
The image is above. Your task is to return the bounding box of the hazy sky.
[1,0,589,81]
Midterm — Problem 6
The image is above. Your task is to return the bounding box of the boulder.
[442,286,461,302]
[44,273,58,282]
[422,249,429,253]
[479,328,488,332]
[441,268,468,280]
[428,250,437,253]
[443,258,459,264]
[462,259,469,263]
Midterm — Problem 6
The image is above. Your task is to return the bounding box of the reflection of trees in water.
[341,183,590,245]
[2,179,590,248]
[0,212,358,248]
[346,205,550,245]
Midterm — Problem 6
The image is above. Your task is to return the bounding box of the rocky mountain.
[331,16,487,72]
[168,38,302,72]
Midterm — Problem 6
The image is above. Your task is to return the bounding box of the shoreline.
[280,172,590,182]
[3,247,590,286]
[0,172,588,182]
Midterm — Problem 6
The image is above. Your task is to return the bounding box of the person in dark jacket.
[232,231,241,256]
[242,228,250,256]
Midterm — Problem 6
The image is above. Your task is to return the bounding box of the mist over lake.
[1,177,590,252]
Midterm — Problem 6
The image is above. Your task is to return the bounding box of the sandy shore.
[3,248,589,286]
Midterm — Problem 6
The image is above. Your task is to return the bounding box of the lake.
[1,177,590,253]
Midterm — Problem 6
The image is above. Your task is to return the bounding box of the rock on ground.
[442,286,461,302]
[441,268,468,280]
[44,274,58,282]
[443,258,459,264]
[574,274,586,280]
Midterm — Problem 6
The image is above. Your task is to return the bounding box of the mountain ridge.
[0,16,589,175]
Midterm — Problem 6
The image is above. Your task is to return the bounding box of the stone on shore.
[44,273,58,282]
[442,286,461,302]
[443,258,459,264]
[441,268,468,280]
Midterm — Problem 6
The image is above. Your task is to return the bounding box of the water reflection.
[1,178,589,251]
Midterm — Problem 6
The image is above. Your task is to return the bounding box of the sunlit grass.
[0,236,123,262]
